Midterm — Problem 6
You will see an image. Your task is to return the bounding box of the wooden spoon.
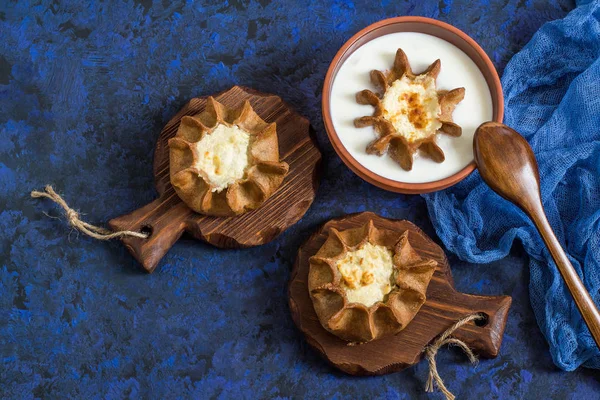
[473,121,600,349]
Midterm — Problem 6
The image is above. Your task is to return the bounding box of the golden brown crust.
[308,221,437,343]
[168,97,289,216]
[354,48,465,171]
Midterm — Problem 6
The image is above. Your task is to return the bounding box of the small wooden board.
[109,86,322,273]
[289,212,512,375]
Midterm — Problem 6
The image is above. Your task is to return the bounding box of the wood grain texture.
[109,86,322,273]
[288,212,512,376]
[474,121,600,350]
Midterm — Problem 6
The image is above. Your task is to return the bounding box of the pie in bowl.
[355,48,465,171]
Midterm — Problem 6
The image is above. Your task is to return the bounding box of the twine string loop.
[424,313,484,400]
[31,185,149,240]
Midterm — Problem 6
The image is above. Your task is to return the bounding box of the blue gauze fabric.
[424,0,600,371]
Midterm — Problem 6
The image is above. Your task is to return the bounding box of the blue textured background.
[2,0,600,398]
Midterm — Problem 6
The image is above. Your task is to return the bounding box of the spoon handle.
[528,204,600,348]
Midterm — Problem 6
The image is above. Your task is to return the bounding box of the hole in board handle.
[474,312,489,327]
[140,225,153,238]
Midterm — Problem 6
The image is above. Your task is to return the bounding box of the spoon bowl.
[474,122,542,215]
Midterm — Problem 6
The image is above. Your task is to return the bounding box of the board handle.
[439,292,512,358]
[108,193,192,273]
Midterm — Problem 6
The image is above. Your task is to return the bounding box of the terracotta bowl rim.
[321,16,504,194]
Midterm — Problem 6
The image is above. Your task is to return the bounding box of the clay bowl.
[322,16,504,194]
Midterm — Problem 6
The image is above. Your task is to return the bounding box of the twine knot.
[65,208,79,223]
[424,313,484,400]
[31,185,149,240]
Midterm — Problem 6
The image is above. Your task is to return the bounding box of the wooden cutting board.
[109,86,322,273]
[289,211,512,375]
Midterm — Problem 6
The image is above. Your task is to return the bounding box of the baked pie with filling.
[308,221,437,343]
[355,48,465,171]
[169,97,289,216]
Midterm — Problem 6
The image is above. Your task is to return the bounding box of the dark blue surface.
[2,0,600,399]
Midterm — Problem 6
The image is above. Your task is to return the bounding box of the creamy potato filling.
[336,243,395,306]
[381,75,442,142]
[193,123,250,192]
